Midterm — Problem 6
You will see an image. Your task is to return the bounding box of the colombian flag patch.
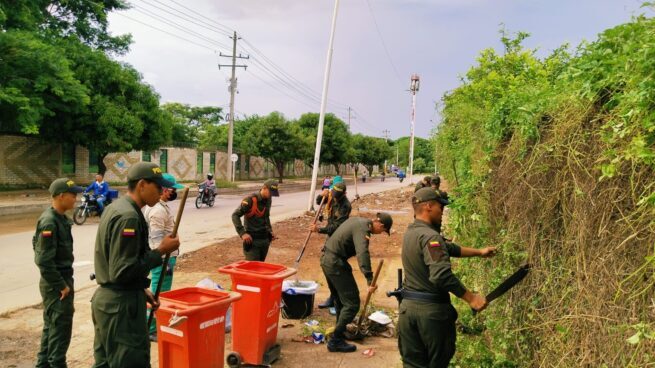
[42,230,53,238]
[122,228,136,237]
[429,241,441,247]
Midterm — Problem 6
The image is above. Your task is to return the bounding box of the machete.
[473,263,531,315]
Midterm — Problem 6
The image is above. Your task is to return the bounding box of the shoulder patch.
[122,228,136,237]
[41,230,53,238]
[429,241,441,247]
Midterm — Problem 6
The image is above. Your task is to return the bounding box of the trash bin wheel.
[226,352,242,368]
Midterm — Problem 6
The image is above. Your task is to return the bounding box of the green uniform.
[232,192,273,261]
[316,191,352,236]
[398,219,465,368]
[320,217,374,340]
[91,196,163,368]
[33,208,75,368]
[414,182,429,192]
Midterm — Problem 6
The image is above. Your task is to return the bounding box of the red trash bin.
[219,261,297,367]
[155,287,241,368]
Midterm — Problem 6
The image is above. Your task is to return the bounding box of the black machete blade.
[473,263,531,315]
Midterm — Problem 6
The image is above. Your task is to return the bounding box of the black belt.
[401,290,450,304]
[100,279,150,291]
[248,231,270,240]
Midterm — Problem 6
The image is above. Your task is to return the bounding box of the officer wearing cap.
[91,162,180,367]
[398,187,497,367]
[310,182,352,310]
[414,176,432,192]
[232,179,279,261]
[144,173,185,342]
[33,178,83,368]
[320,213,393,353]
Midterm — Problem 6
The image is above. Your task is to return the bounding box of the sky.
[107,0,646,140]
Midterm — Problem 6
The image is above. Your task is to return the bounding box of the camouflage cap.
[413,187,449,206]
[376,212,393,235]
[127,162,175,188]
[332,182,346,193]
[263,179,279,197]
[49,178,84,196]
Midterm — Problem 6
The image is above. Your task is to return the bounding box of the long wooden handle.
[294,194,328,265]
[147,187,189,330]
[358,259,384,327]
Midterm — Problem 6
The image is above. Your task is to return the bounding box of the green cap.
[332,182,346,193]
[423,176,432,183]
[127,162,175,188]
[263,179,279,197]
[430,176,441,186]
[162,173,184,189]
[49,178,84,196]
[332,175,344,184]
[413,187,449,206]
[376,212,393,235]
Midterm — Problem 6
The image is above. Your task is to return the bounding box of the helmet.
[207,173,214,179]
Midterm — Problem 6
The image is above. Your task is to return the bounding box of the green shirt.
[232,192,272,237]
[32,207,74,290]
[93,196,162,289]
[323,217,374,283]
[414,182,429,192]
[316,193,352,236]
[402,219,466,298]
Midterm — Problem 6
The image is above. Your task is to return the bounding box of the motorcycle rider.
[202,173,217,199]
[85,174,109,214]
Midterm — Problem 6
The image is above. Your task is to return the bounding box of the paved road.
[0,179,406,314]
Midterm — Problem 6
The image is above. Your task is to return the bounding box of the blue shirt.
[86,181,109,197]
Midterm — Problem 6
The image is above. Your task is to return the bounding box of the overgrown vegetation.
[434,12,655,368]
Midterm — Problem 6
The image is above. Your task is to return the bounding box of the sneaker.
[149,333,157,343]
[318,295,334,309]
[327,338,356,353]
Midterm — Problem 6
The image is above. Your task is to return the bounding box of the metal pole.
[307,0,341,212]
[408,74,419,184]
[226,31,237,182]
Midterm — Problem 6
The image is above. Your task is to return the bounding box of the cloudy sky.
[108,0,645,139]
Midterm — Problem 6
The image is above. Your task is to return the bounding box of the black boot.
[318,294,334,309]
[327,337,356,353]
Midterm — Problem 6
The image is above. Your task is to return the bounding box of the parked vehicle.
[196,183,216,208]
[73,192,115,225]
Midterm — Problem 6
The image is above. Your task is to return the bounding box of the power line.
[115,13,218,52]
[363,0,404,87]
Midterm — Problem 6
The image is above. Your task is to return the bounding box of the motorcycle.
[73,193,111,225]
[195,183,216,208]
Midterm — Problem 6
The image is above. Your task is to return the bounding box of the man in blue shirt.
[85,174,109,214]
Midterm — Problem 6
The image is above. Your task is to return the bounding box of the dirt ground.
[0,186,417,368]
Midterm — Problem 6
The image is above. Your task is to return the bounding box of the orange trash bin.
[219,261,297,367]
[155,287,241,368]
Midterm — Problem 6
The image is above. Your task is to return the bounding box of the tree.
[393,136,435,172]
[350,134,393,174]
[241,112,308,183]
[200,114,259,151]
[0,0,132,53]
[161,103,223,147]
[295,113,351,174]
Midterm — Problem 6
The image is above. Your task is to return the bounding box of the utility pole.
[307,0,341,212]
[382,129,390,140]
[347,107,352,129]
[408,74,420,184]
[218,31,249,182]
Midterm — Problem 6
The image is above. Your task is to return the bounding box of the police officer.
[430,176,441,191]
[398,188,497,367]
[232,179,279,261]
[414,176,432,192]
[320,213,393,353]
[34,178,84,368]
[310,182,352,310]
[91,162,180,367]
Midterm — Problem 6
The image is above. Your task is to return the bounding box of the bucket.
[281,280,318,319]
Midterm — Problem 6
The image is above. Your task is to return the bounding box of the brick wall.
[0,135,60,186]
